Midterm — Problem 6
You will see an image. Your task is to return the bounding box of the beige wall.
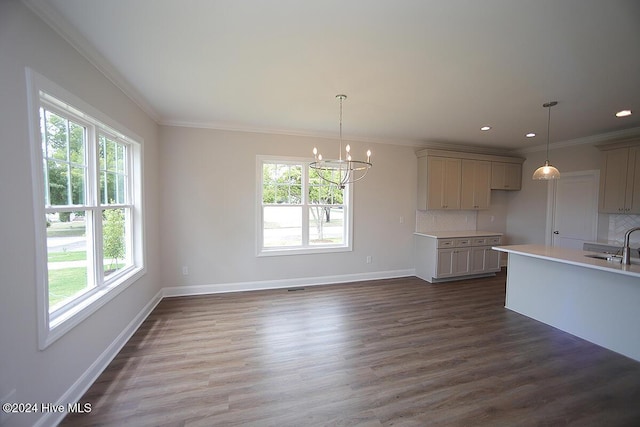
[507,143,604,245]
[159,126,417,288]
[0,2,161,426]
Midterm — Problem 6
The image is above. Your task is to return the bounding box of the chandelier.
[532,101,561,180]
[310,94,372,189]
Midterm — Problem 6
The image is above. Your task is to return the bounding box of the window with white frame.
[258,156,352,256]
[27,69,144,349]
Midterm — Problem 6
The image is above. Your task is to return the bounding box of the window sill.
[257,245,352,257]
[39,266,146,350]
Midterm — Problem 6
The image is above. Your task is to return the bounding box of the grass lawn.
[48,254,126,307]
[48,250,86,262]
[49,267,88,307]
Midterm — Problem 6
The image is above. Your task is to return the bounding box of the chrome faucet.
[622,227,640,265]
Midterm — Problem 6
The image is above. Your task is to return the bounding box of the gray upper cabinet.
[490,162,522,190]
[418,156,461,210]
[461,159,491,209]
[598,141,640,214]
[417,148,523,211]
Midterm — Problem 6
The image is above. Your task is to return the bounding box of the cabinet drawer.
[437,239,456,248]
[437,238,472,248]
[487,236,502,245]
[437,236,500,248]
[455,239,472,247]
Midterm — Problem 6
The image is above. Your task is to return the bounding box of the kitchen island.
[493,244,640,362]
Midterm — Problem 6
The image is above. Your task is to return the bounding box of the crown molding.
[160,119,426,148]
[415,140,517,156]
[513,126,640,154]
[22,0,161,123]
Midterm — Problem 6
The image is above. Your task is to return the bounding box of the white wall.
[0,2,161,426]
[159,126,417,289]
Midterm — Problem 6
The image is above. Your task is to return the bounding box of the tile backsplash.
[416,210,477,232]
[608,214,640,246]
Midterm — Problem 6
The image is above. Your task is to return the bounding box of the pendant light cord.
[546,102,551,160]
[543,101,557,161]
[338,94,344,161]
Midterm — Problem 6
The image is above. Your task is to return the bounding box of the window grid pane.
[309,206,345,245]
[46,211,94,311]
[99,135,128,205]
[42,109,87,207]
[263,206,302,247]
[103,208,131,277]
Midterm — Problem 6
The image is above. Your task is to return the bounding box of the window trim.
[26,68,146,350]
[256,155,353,257]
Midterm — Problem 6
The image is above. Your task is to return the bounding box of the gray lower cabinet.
[415,234,502,283]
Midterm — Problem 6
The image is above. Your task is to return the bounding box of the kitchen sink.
[584,253,640,265]
[584,253,622,262]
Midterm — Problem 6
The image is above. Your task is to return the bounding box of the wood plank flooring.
[61,271,640,426]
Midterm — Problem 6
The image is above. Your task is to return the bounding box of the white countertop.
[493,244,640,278]
[414,230,503,239]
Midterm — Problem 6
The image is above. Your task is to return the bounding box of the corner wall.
[0,2,161,426]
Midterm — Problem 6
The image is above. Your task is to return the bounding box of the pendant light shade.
[532,101,560,180]
[532,160,561,180]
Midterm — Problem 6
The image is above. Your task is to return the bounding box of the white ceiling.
[26,0,640,150]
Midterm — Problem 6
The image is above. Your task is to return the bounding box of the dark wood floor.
[61,271,640,426]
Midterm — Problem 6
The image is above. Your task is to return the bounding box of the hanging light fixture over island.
[310,94,372,189]
[532,101,561,180]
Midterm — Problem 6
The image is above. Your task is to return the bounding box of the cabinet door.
[470,246,501,274]
[491,162,522,190]
[504,163,522,190]
[461,160,491,209]
[484,248,501,272]
[599,148,629,213]
[452,248,471,275]
[436,248,470,278]
[470,247,487,274]
[427,157,461,210]
[436,248,455,277]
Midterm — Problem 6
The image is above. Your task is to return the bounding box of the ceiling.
[26,0,640,151]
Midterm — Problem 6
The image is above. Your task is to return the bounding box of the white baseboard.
[39,290,163,427]
[45,269,415,426]
[162,269,417,297]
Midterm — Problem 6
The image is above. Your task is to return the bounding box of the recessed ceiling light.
[480,126,491,131]
[616,109,632,117]
[526,132,536,138]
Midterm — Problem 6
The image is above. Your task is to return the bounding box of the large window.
[27,69,144,349]
[258,157,352,256]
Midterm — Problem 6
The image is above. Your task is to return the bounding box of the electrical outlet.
[182,266,189,276]
[399,216,404,224]
[366,256,372,264]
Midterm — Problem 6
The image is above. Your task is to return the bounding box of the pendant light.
[310,95,372,189]
[532,101,560,180]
